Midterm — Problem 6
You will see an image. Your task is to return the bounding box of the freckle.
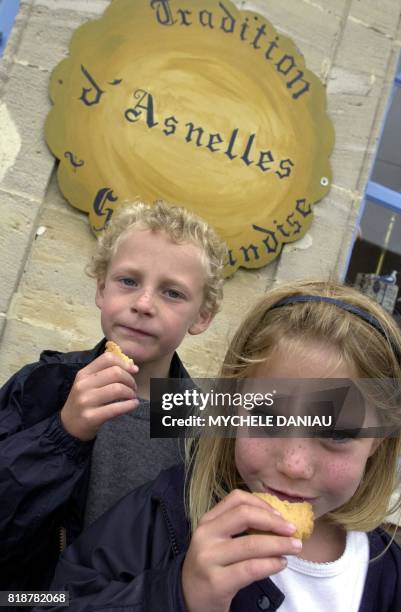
[328,462,349,477]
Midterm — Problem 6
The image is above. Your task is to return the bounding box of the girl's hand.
[181,489,302,612]
[60,352,139,441]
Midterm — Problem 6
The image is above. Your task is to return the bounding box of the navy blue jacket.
[43,464,401,612]
[0,340,189,591]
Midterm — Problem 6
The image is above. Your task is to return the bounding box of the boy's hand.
[60,352,139,441]
[182,489,302,612]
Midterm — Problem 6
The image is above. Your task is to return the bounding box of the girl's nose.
[276,440,315,480]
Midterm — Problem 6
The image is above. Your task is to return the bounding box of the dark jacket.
[41,464,401,612]
[0,340,190,590]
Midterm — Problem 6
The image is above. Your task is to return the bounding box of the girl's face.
[235,342,381,523]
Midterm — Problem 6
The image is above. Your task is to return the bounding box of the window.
[345,54,401,322]
[0,0,20,57]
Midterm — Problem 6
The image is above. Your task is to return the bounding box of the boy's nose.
[131,289,156,315]
[276,439,315,480]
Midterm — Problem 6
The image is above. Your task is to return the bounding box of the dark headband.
[271,295,400,363]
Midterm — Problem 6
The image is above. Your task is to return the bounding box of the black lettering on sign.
[227,250,237,267]
[286,212,302,235]
[125,90,159,127]
[150,0,175,25]
[252,224,279,253]
[276,54,295,76]
[295,198,313,217]
[123,90,296,178]
[92,188,118,230]
[224,128,239,160]
[256,150,274,172]
[163,115,179,135]
[219,2,236,33]
[185,122,204,146]
[148,4,312,99]
[207,132,224,152]
[64,151,84,168]
[265,36,279,60]
[240,133,256,166]
[252,23,267,49]
[177,9,192,26]
[240,17,250,41]
[199,9,214,29]
[275,158,294,179]
[287,70,311,100]
[79,65,105,106]
[273,219,290,238]
[240,243,260,261]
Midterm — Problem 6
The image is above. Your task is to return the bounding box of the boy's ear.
[188,310,215,336]
[95,278,106,309]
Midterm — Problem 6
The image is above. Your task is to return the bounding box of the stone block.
[9,287,101,343]
[260,0,348,19]
[275,189,356,282]
[335,17,393,78]
[348,0,401,39]
[21,189,97,307]
[0,190,38,314]
[0,100,22,183]
[327,73,385,192]
[33,0,109,14]
[0,62,10,98]
[397,13,401,41]
[0,316,100,385]
[334,194,365,277]
[0,63,55,201]
[16,4,99,72]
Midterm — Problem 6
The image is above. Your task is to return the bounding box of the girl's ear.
[95,278,106,309]
[368,437,384,457]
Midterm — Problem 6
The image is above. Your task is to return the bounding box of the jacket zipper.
[59,526,67,553]
[160,503,180,556]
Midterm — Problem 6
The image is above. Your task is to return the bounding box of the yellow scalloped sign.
[45,0,334,275]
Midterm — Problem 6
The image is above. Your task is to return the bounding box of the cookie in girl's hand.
[252,492,314,540]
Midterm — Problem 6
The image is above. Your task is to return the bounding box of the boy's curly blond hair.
[87,200,228,316]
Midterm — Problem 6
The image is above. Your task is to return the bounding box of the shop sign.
[45,0,334,274]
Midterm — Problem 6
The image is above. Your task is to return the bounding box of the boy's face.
[96,228,213,369]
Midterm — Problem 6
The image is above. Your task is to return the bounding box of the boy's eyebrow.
[112,267,194,292]
[110,266,141,277]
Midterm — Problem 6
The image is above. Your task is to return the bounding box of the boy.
[0,200,227,590]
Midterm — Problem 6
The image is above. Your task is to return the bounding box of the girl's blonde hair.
[186,280,401,533]
[86,200,228,316]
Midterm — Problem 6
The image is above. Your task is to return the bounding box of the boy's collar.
[169,351,190,379]
[39,338,107,365]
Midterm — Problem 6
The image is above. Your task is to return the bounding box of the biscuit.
[105,340,134,366]
[252,492,314,541]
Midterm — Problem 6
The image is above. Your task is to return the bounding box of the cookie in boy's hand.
[252,492,314,540]
[105,341,134,366]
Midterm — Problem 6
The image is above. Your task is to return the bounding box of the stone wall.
[1,0,401,383]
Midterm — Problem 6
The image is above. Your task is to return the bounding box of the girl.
[40,281,401,612]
